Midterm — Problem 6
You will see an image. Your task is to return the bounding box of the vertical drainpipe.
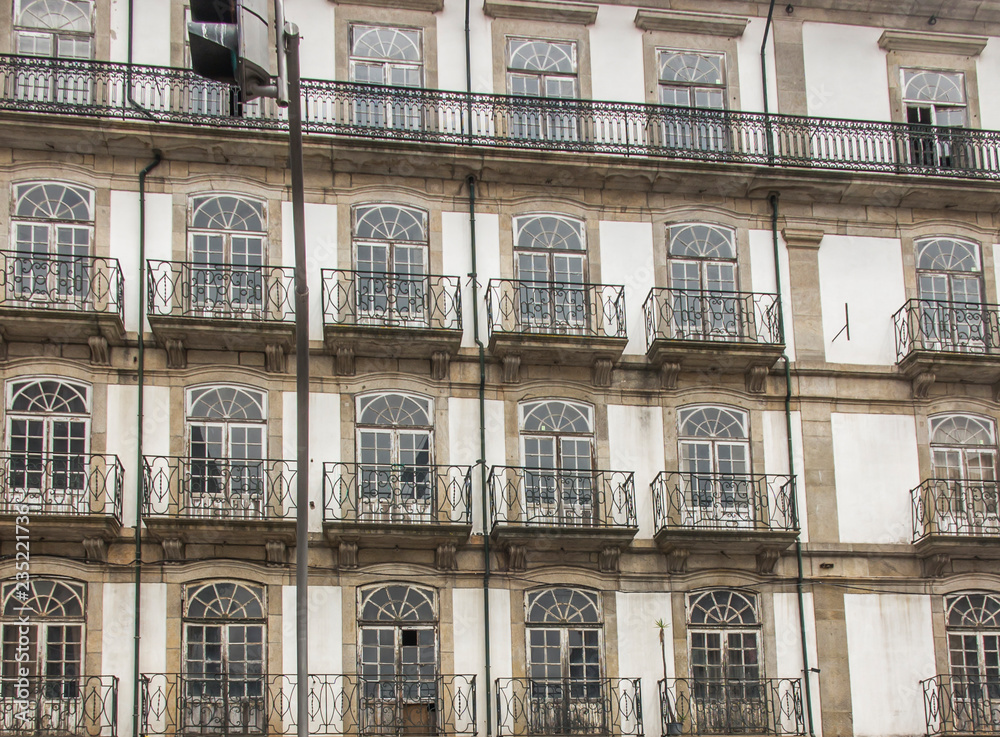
[134,152,162,737]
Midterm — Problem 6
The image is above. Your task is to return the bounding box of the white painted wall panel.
[832,413,919,544]
[599,222,654,356]
[110,191,171,333]
[748,229,795,361]
[845,594,936,737]
[282,585,342,675]
[818,235,904,366]
[283,201,334,341]
[107,385,170,526]
[802,23,889,121]
[979,40,1000,131]
[590,6,644,103]
[284,391,339,531]
[438,0,493,92]
[762,410,807,541]
[773,593,821,737]
[442,211,500,350]
[109,0,171,66]
[288,0,337,81]
[449,397,505,534]
[452,588,512,735]
[616,593,673,737]
[737,17,777,113]
[608,405,663,539]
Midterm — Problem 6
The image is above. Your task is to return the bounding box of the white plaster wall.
[442,211,500,350]
[748,229,795,361]
[282,585,342,675]
[818,235,904,366]
[616,593,673,737]
[607,405,663,539]
[109,191,171,334]
[449,397,505,534]
[102,583,167,737]
[283,391,339,531]
[773,593,821,737]
[832,413,920,544]
[993,244,1000,302]
[109,0,171,66]
[453,588,512,736]
[590,6,644,103]
[979,40,1000,131]
[762,410,807,541]
[283,201,335,342]
[737,17,778,113]
[599,222,654,356]
[438,0,493,92]
[845,594,936,737]
[802,23,889,120]
[287,0,337,81]
[106,384,170,526]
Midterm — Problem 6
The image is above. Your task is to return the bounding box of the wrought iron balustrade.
[322,270,462,331]
[487,280,626,339]
[0,675,118,737]
[923,674,1000,735]
[659,678,805,736]
[140,673,476,737]
[0,251,124,320]
[495,678,642,737]
[323,462,472,526]
[5,55,1000,180]
[894,299,1000,360]
[651,472,797,534]
[911,478,1000,542]
[489,466,637,530]
[146,260,295,322]
[0,452,122,523]
[142,456,296,521]
[643,288,781,349]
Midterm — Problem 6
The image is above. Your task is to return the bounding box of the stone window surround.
[5,176,110,260]
[1,0,111,59]
[336,196,445,276]
[884,50,982,129]
[500,393,610,471]
[641,33,743,111]
[2,373,107,455]
[661,401,766,479]
[339,385,451,467]
[489,18,593,102]
[652,213,754,295]
[170,188,282,265]
[166,379,281,458]
[497,206,601,284]
[334,5,439,89]
[897,223,997,305]
[913,404,1000,487]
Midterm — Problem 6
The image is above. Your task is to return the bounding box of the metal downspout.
[466,175,492,737]
[126,0,157,119]
[133,151,162,737]
[768,192,815,737]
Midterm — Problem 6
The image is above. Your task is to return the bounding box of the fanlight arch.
[946,593,1000,628]
[188,386,266,421]
[190,194,266,232]
[514,214,585,251]
[687,590,758,626]
[526,588,601,624]
[14,181,93,221]
[916,238,980,273]
[2,579,84,618]
[16,0,92,32]
[678,406,748,439]
[8,378,89,414]
[930,414,996,447]
[354,205,428,242]
[659,53,723,84]
[509,39,575,73]
[352,26,421,61]
[185,581,265,620]
[357,393,432,426]
[520,400,593,434]
[669,224,736,260]
[359,584,436,622]
[904,71,965,104]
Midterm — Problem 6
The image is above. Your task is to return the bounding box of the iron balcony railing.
[486,280,626,340]
[0,675,118,737]
[0,251,124,321]
[911,478,1000,542]
[651,472,798,535]
[140,673,477,737]
[923,675,1000,736]
[5,55,1000,180]
[894,299,1000,361]
[142,456,296,521]
[322,270,462,331]
[323,463,472,526]
[643,288,782,350]
[495,678,642,737]
[0,452,123,523]
[146,260,295,323]
[489,466,637,531]
[659,678,805,736]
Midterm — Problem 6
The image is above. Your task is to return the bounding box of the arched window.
[183,582,266,731]
[188,195,267,313]
[930,415,997,481]
[186,386,267,516]
[506,38,578,140]
[902,70,967,167]
[945,593,1000,702]
[668,224,739,340]
[14,0,94,59]
[349,25,423,128]
[1,579,85,697]
[4,379,90,512]
[658,51,726,110]
[513,215,587,330]
[677,406,751,525]
[525,588,603,714]
[356,393,433,518]
[352,205,429,323]
[916,238,984,351]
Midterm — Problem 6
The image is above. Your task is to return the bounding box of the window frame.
[656,49,727,111]
[13,0,95,60]
[944,592,1000,706]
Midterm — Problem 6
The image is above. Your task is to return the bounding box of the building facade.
[1,1,1000,737]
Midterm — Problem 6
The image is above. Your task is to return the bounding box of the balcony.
[643,289,783,391]
[923,675,1000,736]
[140,673,477,737]
[0,452,123,544]
[495,678,642,737]
[659,678,806,736]
[322,270,462,376]
[142,456,297,547]
[0,675,118,737]
[0,251,124,359]
[486,280,627,384]
[651,472,798,574]
[146,260,295,368]
[911,479,1000,561]
[322,463,473,551]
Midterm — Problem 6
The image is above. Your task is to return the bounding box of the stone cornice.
[878,30,988,56]
[633,9,748,38]
[782,227,825,249]
[483,0,598,25]
[330,0,443,11]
